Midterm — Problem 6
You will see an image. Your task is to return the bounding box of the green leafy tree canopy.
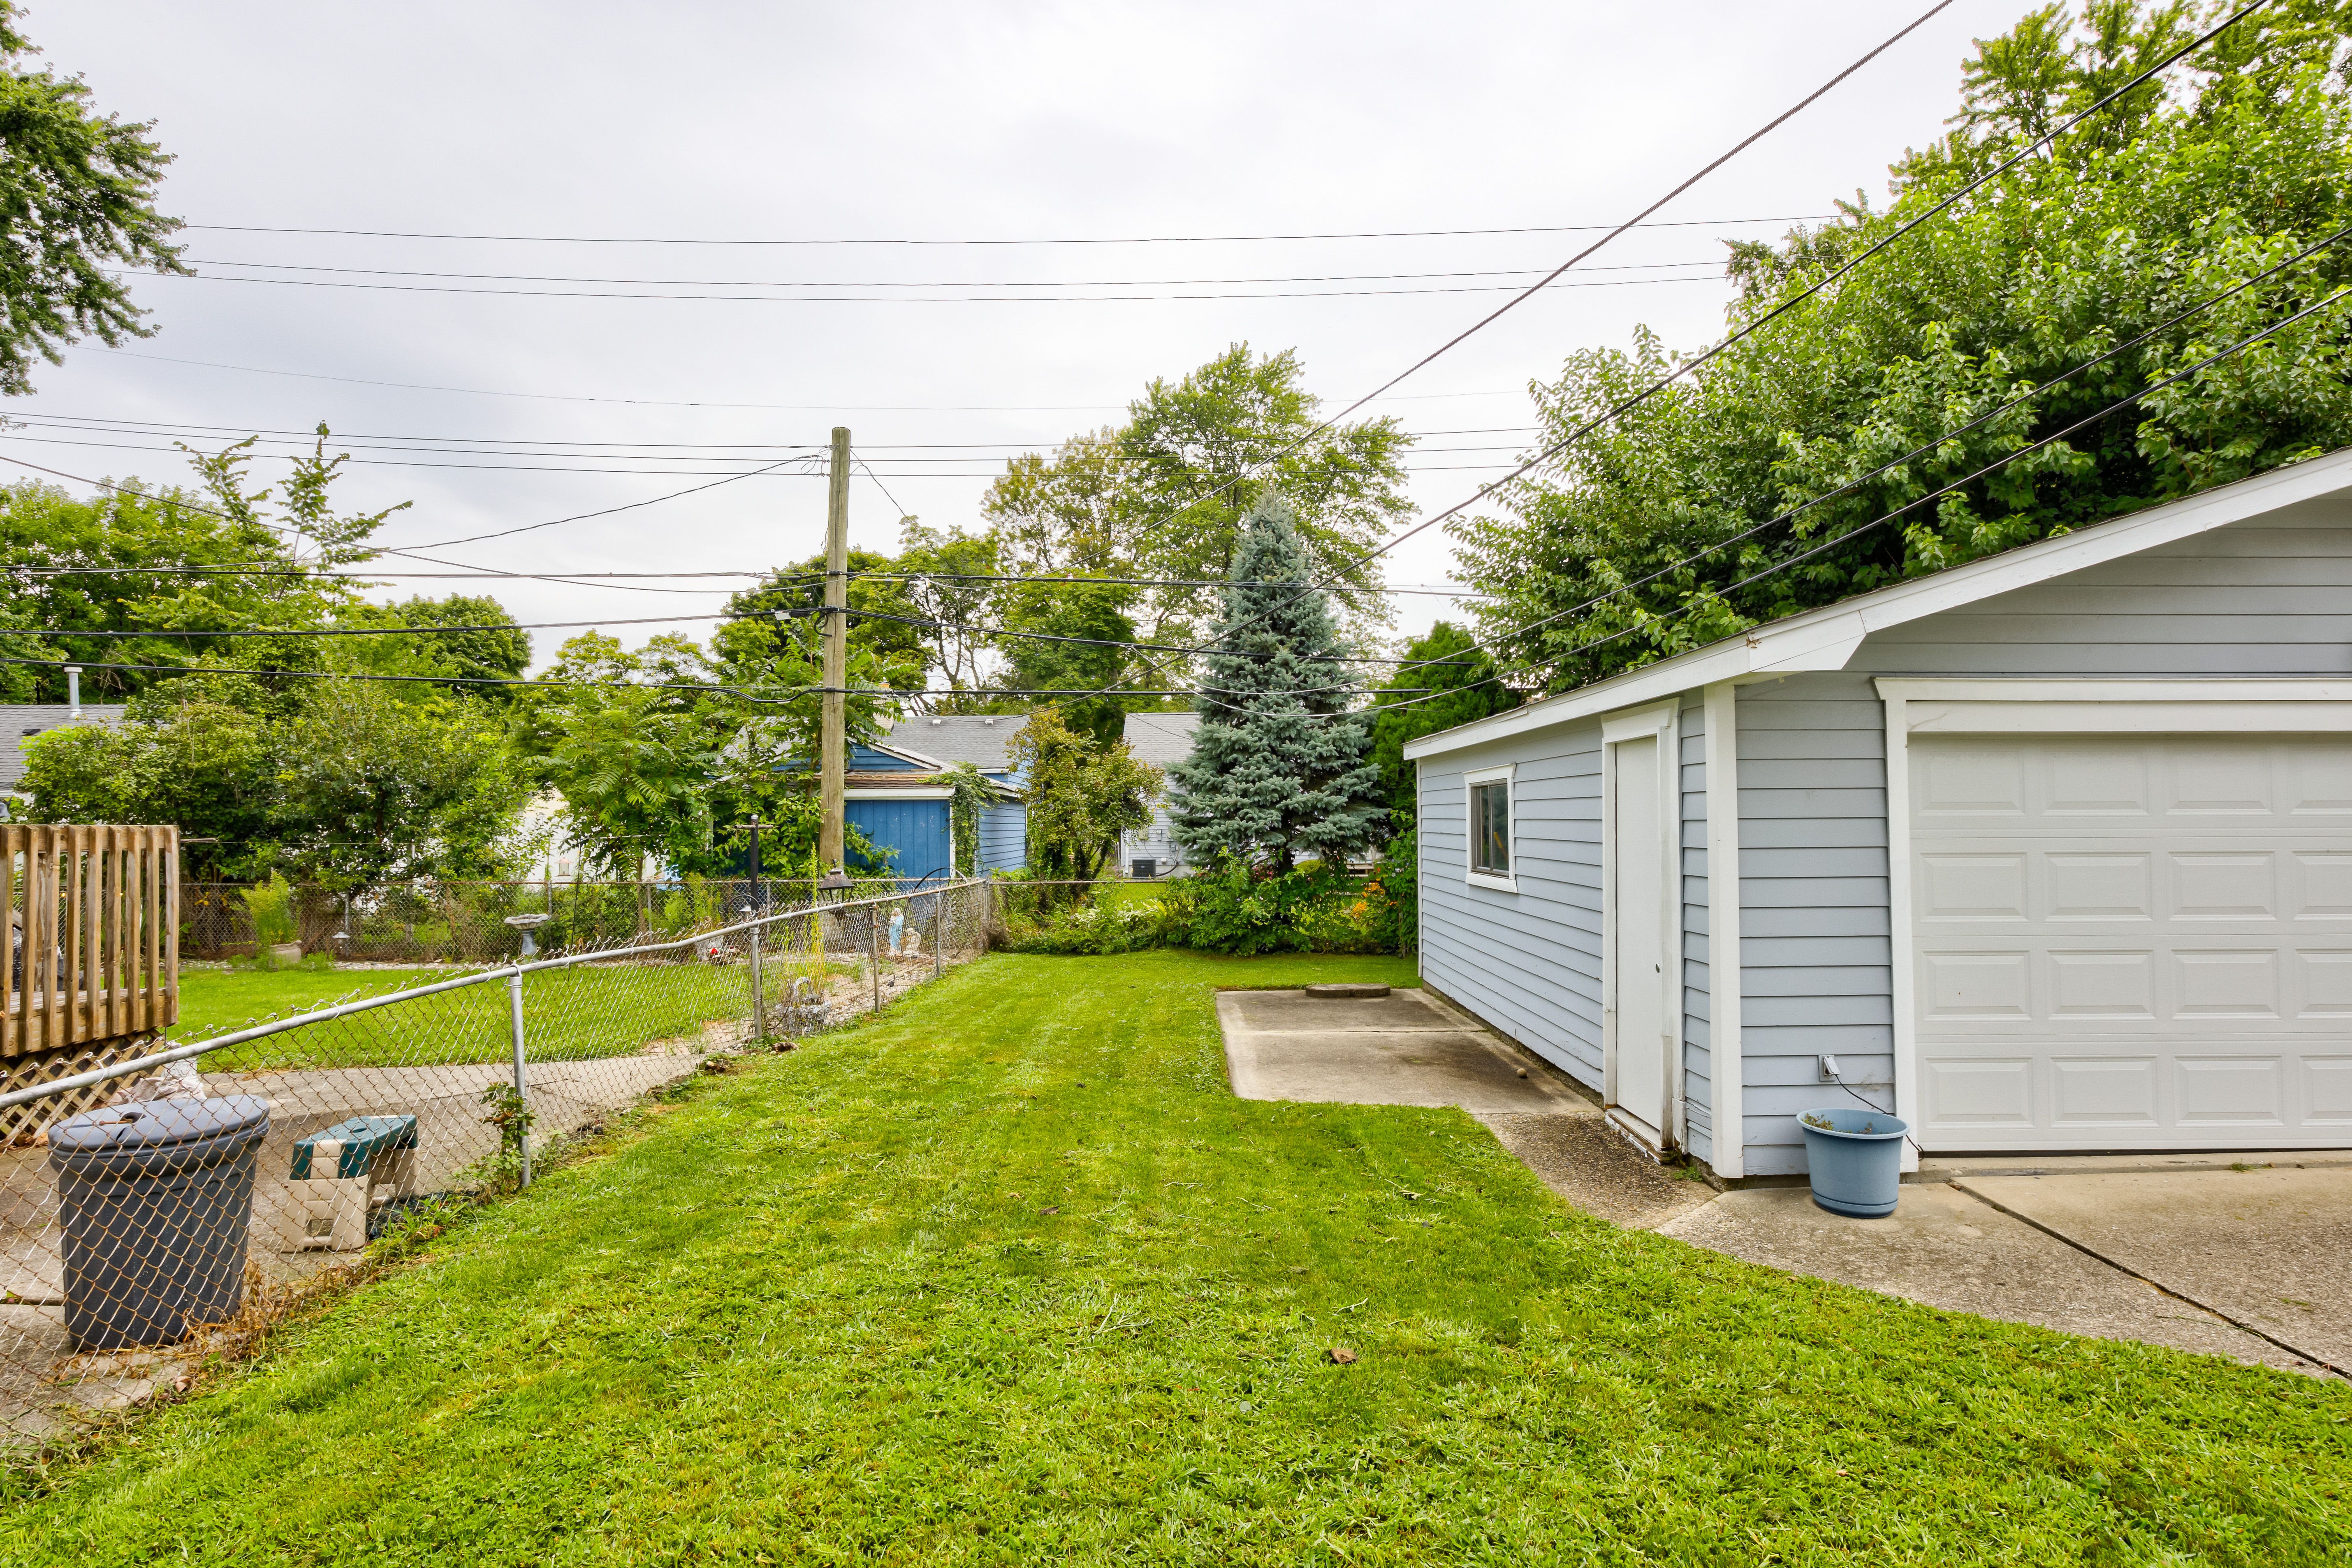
[1365,622,1521,825]
[1456,0,2352,692]
[1010,706,1161,883]
[983,344,1412,646]
[0,2,185,394]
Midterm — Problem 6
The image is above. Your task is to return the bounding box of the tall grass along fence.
[181,877,930,967]
[0,878,996,1450]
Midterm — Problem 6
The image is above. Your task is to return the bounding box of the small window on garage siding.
[1464,764,1514,889]
[1471,782,1509,873]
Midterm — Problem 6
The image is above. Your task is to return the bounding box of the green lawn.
[171,959,770,1070]
[176,964,460,1039]
[10,951,2347,1563]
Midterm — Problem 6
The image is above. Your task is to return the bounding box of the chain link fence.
[0,878,996,1449]
[179,878,939,966]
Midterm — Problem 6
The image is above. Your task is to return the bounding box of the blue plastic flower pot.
[1798,1106,1908,1218]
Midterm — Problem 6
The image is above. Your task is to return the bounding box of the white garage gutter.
[1404,446,2352,763]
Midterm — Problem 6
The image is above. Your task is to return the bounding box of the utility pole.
[819,426,851,877]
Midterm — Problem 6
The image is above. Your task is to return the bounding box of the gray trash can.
[47,1096,272,1350]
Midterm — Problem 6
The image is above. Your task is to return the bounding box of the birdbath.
[504,911,554,959]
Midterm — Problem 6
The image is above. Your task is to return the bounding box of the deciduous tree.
[0,2,185,394]
[1010,705,1161,883]
[1458,0,2352,691]
[1365,623,1519,825]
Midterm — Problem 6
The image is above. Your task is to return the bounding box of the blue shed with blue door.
[820,737,1027,878]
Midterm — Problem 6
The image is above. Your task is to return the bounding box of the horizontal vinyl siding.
[1418,726,1608,1089]
[846,799,950,879]
[1678,692,1712,1165]
[1120,802,1184,874]
[1731,502,2352,1174]
[1855,504,2352,676]
[978,803,1027,874]
[1735,674,1890,1177]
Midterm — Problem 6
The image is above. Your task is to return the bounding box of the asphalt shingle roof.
[883,714,1024,772]
[0,705,125,790]
[1122,711,1198,768]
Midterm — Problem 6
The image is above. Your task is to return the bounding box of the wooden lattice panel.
[2,825,178,1059]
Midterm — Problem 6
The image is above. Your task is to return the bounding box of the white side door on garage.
[1900,723,2352,1151]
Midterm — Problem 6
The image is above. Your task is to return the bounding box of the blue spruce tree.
[1170,496,1386,871]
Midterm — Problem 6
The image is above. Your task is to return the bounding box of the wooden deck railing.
[2,825,178,1057]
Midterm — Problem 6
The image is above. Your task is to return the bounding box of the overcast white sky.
[14,0,2032,672]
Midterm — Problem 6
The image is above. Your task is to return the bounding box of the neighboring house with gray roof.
[1120,711,1198,877]
[884,714,1025,785]
[0,704,126,804]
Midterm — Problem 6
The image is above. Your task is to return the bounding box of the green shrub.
[1158,857,1409,956]
[998,853,1415,958]
[241,871,297,948]
[1005,899,1161,955]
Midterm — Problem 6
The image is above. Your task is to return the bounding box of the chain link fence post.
[747,918,765,1045]
[506,968,532,1188]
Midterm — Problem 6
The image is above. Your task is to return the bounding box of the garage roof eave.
[1401,445,2352,764]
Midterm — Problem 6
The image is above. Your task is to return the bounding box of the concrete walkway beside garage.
[1216,987,1715,1229]
[1660,1158,2352,1379]
[1215,990,2350,1376]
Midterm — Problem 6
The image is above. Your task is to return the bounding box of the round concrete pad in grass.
[1302,983,1390,999]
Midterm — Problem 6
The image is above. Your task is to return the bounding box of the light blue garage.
[1406,453,2352,1181]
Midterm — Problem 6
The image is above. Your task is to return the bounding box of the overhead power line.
[834,568,1503,595]
[0,429,1529,481]
[165,268,1731,306]
[0,653,1416,702]
[6,413,1541,449]
[22,602,1432,667]
[180,256,1729,290]
[83,346,1542,410]
[1053,0,1960,709]
[0,452,649,585]
[180,213,1838,247]
[1484,289,2352,704]
[1352,269,2352,730]
[1448,221,2352,682]
[24,613,707,638]
[1113,0,2272,711]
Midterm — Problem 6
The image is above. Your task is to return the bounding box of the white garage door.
[1910,732,2352,1151]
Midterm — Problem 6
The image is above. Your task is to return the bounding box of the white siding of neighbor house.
[1120,801,1185,875]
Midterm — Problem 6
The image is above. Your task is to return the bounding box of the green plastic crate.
[290,1114,419,1180]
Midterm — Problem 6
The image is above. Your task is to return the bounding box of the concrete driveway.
[1663,1158,2352,1378]
[1212,987,2349,1377]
